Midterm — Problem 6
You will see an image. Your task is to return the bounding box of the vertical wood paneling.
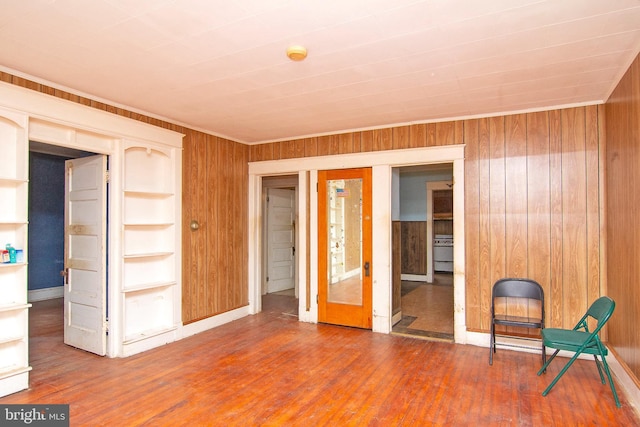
[249,143,274,162]
[329,135,342,154]
[219,139,233,309]
[280,139,305,159]
[375,128,394,151]
[489,117,507,286]
[463,119,481,328]
[352,132,362,153]
[392,221,402,315]
[561,108,588,327]
[401,222,427,274]
[504,114,528,278]
[585,105,601,311]
[304,137,318,157]
[504,114,529,325]
[549,109,564,328]
[410,124,427,147]
[317,135,332,156]
[306,172,311,311]
[426,123,437,146]
[194,131,211,319]
[526,112,551,320]
[234,142,249,306]
[605,52,640,382]
[338,133,355,154]
[478,118,492,330]
[393,126,410,149]
[205,134,219,315]
[360,130,374,152]
[436,121,456,146]
[272,142,283,160]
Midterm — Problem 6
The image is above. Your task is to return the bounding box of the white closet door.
[64,154,107,356]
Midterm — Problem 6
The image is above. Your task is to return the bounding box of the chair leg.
[599,354,622,408]
[593,355,606,384]
[537,349,559,376]
[541,351,582,396]
[489,323,495,365]
[541,344,546,372]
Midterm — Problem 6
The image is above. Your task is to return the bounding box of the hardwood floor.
[1,296,638,426]
[392,275,454,340]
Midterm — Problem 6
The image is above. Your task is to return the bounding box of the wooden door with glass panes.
[317,168,372,329]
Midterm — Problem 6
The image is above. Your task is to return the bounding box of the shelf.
[0,262,26,269]
[123,190,173,197]
[0,365,32,381]
[0,178,27,185]
[123,280,176,293]
[123,326,178,345]
[123,251,173,259]
[0,334,26,345]
[0,304,31,313]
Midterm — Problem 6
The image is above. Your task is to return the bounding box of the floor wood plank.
[0,295,638,425]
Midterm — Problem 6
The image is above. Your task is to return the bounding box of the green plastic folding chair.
[536,296,620,407]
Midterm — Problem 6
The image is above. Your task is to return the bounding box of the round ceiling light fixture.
[286,45,307,61]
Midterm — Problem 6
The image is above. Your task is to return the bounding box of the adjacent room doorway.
[28,142,109,356]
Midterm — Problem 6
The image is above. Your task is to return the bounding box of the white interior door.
[64,154,107,355]
[266,188,295,293]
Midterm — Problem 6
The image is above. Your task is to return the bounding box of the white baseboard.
[609,352,640,415]
[392,310,402,326]
[28,286,63,302]
[401,274,428,282]
[180,305,251,339]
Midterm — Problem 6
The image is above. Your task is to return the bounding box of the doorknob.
[60,268,69,284]
[364,262,370,277]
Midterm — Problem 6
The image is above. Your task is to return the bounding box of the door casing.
[248,145,466,339]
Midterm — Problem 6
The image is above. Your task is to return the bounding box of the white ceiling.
[1,0,639,144]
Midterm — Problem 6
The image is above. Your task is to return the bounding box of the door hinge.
[316,294,319,304]
[104,320,109,334]
[266,276,269,282]
[105,170,110,183]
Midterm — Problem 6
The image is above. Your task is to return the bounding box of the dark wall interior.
[28,151,65,290]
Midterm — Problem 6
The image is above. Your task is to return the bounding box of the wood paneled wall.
[181,130,249,323]
[464,108,603,333]
[392,222,401,316]
[252,107,605,336]
[0,72,249,325]
[249,122,464,161]
[401,222,427,275]
[605,52,640,382]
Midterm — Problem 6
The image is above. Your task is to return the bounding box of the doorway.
[248,144,466,336]
[391,164,454,340]
[28,141,108,355]
[262,175,298,316]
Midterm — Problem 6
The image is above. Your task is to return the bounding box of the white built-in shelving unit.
[0,108,31,396]
[122,144,178,349]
